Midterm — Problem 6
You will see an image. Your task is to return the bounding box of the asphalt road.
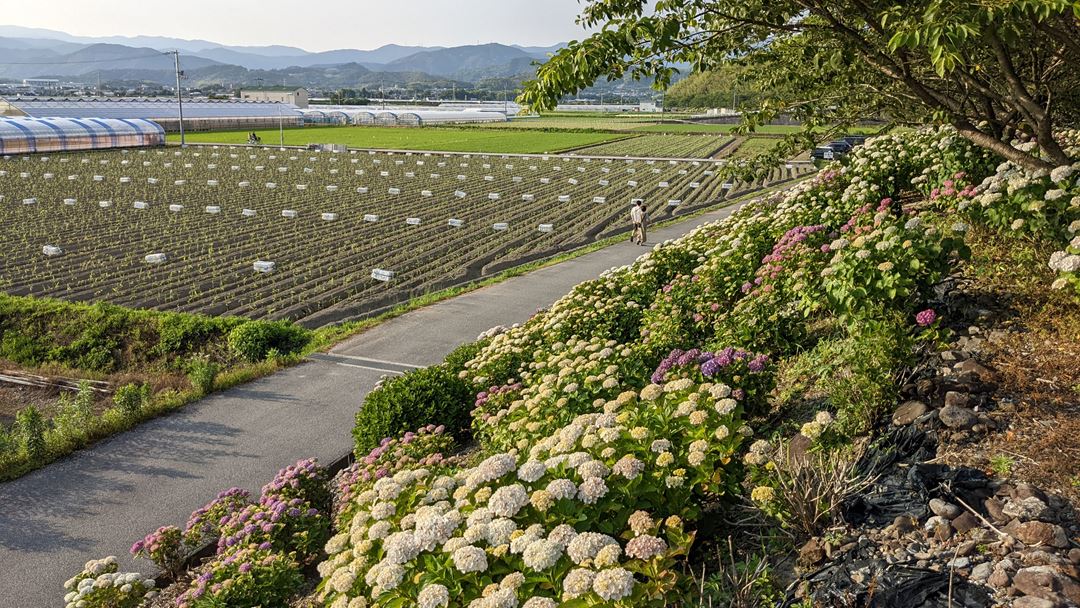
[0,203,747,607]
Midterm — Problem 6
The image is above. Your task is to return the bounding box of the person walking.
[630,200,647,245]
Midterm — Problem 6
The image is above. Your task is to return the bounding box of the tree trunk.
[952,121,1054,172]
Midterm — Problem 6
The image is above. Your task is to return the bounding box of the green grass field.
[169,126,628,154]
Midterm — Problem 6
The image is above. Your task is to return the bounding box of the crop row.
[570,134,734,158]
[0,146,811,325]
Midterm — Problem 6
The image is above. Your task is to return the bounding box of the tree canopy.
[520,0,1080,169]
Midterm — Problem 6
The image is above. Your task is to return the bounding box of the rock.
[930,498,962,519]
[952,511,981,534]
[941,350,959,362]
[988,566,1012,588]
[947,556,971,569]
[1011,597,1056,608]
[1013,565,1080,604]
[957,540,978,557]
[970,561,993,581]
[956,358,992,378]
[1013,483,1050,503]
[944,391,971,408]
[1004,496,1052,521]
[1006,520,1070,549]
[893,400,928,426]
[1069,549,1080,565]
[798,537,826,567]
[924,515,949,531]
[934,522,954,542]
[939,404,977,429]
[986,497,1008,523]
[1023,551,1068,567]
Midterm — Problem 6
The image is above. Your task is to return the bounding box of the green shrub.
[113,383,151,415]
[442,338,489,373]
[778,313,911,435]
[176,546,303,608]
[187,359,219,396]
[15,405,47,461]
[227,321,311,363]
[352,365,473,456]
[156,314,238,357]
[52,382,97,441]
[0,331,47,366]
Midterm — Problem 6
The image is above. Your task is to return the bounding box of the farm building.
[239,88,309,108]
[0,97,304,132]
[0,116,165,154]
[301,107,507,126]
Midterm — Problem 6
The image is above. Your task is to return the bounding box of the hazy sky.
[8,0,596,50]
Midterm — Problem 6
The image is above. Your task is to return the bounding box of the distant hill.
[0,26,659,92]
[0,43,220,79]
[384,43,539,78]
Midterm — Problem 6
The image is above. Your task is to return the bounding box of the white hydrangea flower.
[488,484,529,518]
[522,538,563,571]
[382,531,420,564]
[452,545,489,574]
[418,584,450,608]
[592,568,636,601]
[562,568,595,600]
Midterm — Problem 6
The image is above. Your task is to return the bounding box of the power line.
[0,52,170,66]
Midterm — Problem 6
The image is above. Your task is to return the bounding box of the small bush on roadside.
[51,382,96,442]
[186,358,219,396]
[261,457,332,513]
[227,320,311,363]
[176,545,303,608]
[112,382,151,415]
[15,405,46,461]
[183,488,254,546]
[62,556,157,608]
[130,525,186,579]
[352,364,473,456]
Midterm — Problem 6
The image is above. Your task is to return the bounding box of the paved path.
[0,203,747,607]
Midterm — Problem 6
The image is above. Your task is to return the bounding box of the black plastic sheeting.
[781,426,994,607]
[784,553,992,607]
[843,426,994,527]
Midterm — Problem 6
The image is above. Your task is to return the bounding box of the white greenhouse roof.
[0,116,164,154]
[5,97,301,120]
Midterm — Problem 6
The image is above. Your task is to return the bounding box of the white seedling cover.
[169,204,183,212]
[364,214,379,222]
[592,196,606,204]
[448,218,464,227]
[357,187,369,194]
[522,194,535,201]
[206,206,221,214]
[492,222,509,231]
[371,269,394,281]
[421,190,433,197]
[242,209,257,217]
[558,195,571,202]
[538,223,554,233]
[296,184,307,190]
[145,253,167,264]
[42,245,62,256]
[454,190,467,198]
[134,201,148,209]
[406,217,422,225]
[388,188,401,195]
[282,210,298,218]
[321,213,338,221]
[488,193,500,200]
[253,260,276,273]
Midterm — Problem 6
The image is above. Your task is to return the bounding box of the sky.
[5,0,596,51]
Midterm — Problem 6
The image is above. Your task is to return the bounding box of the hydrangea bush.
[63,556,157,608]
[318,378,751,608]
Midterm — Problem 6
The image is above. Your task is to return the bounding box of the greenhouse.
[0,116,165,154]
[3,97,303,132]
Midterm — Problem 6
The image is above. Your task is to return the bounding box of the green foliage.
[990,454,1016,477]
[52,382,97,442]
[227,321,311,363]
[186,359,220,396]
[112,383,151,416]
[15,405,46,461]
[442,338,490,373]
[177,546,304,608]
[352,365,473,457]
[0,293,246,374]
[779,314,912,435]
[520,0,1080,171]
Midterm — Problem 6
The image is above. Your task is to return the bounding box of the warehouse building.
[239,88,309,108]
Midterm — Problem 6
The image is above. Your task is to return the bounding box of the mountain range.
[0,25,568,87]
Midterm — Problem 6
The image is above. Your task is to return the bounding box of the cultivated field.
[169,126,628,154]
[0,146,811,326]
[571,133,738,158]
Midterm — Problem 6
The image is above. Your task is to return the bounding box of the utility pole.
[172,50,186,146]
